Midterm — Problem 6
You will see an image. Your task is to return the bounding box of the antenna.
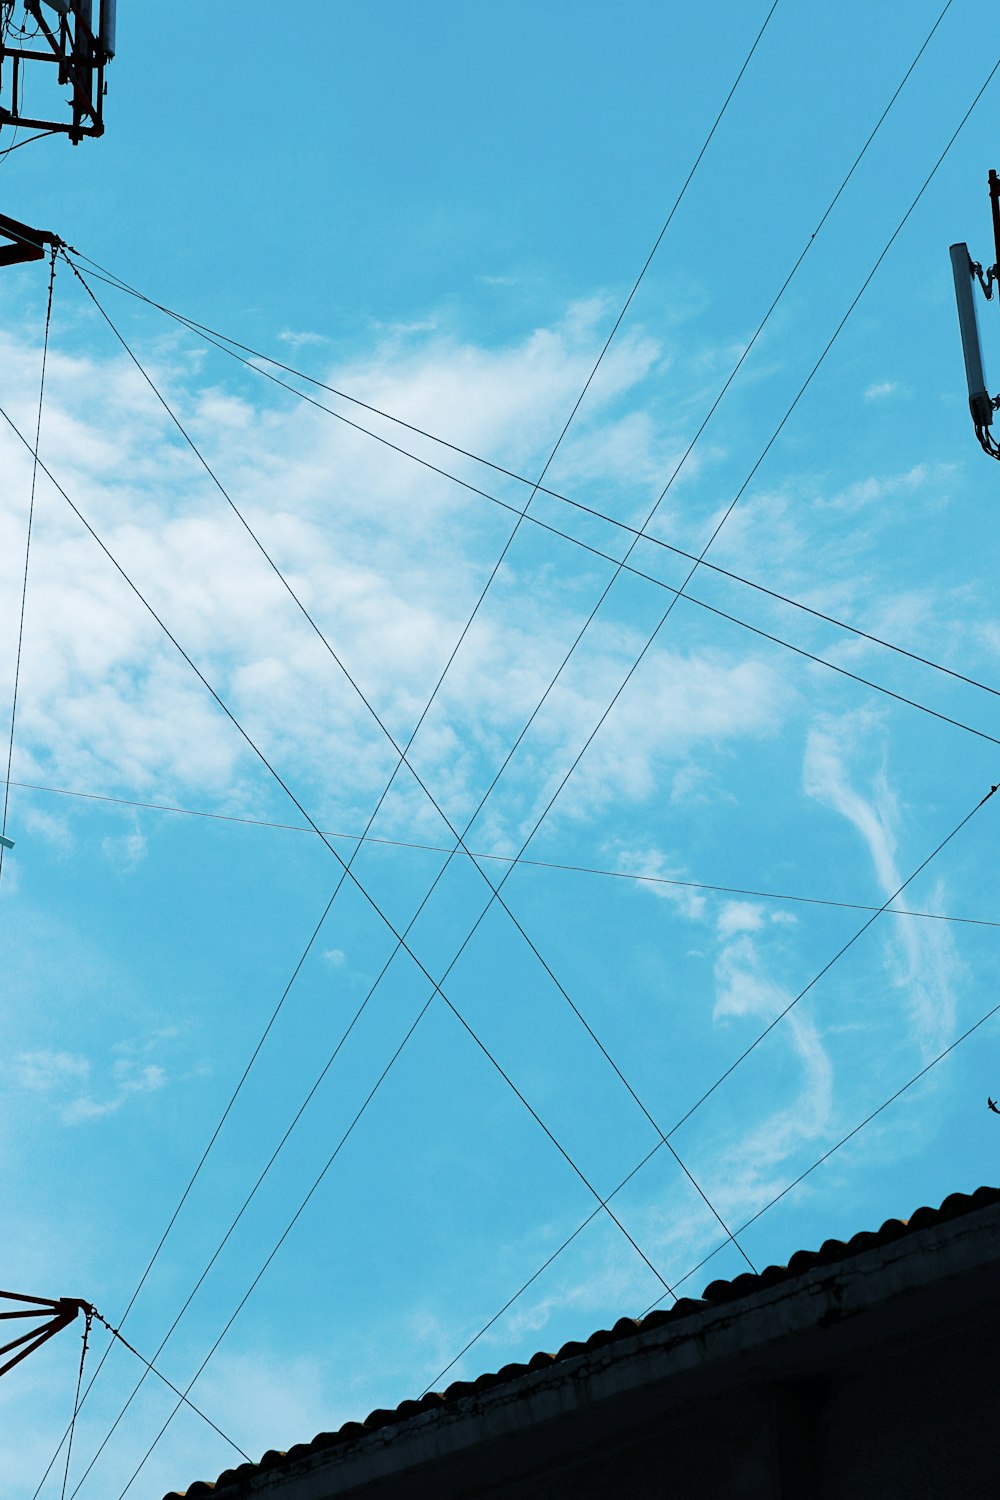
[950,245,994,424]
[949,172,1000,461]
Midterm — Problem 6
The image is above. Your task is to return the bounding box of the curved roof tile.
[163,1183,1000,1499]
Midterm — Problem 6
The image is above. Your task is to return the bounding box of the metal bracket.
[0,0,111,142]
[0,1289,92,1377]
[0,209,61,266]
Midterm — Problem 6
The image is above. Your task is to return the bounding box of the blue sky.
[3,1,1000,1494]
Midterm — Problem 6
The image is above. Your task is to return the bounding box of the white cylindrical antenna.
[99,0,115,57]
[950,242,994,427]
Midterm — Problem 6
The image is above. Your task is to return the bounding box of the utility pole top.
[0,1289,93,1378]
[0,0,117,144]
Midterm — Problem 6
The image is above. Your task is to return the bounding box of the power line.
[7,774,1000,930]
[48,35,1000,1476]
[64,267,746,1251]
[22,266,1000,752]
[29,17,983,1482]
[60,38,995,1488]
[61,246,755,1386]
[0,403,682,1494]
[50,15,786,1248]
[72,255,1000,730]
[59,1308,91,1500]
[63,268,1000,755]
[1,246,56,888]
[69,45,1000,1462]
[0,127,57,162]
[383,41,1000,1114]
[57,26,793,1480]
[667,781,997,1136]
[435,780,999,1395]
[431,988,1000,1388]
[644,992,1000,1309]
[32,868,370,1500]
[88,1314,250,1460]
[247,63,1000,1420]
[59,8,995,730]
[102,992,439,1500]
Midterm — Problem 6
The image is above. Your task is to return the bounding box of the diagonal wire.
[172,52,1000,1399]
[58,10,992,1038]
[434,987,1000,1388]
[28,38,789,1443]
[64,0,946,621]
[52,11,978,1377]
[67,991,437,1499]
[59,1308,91,1500]
[426,783,998,1387]
[8,773,1000,930]
[72,251,1000,716]
[52,17,995,1482]
[62,263,1000,747]
[82,679,996,1488]
[0,404,678,1492]
[644,992,1000,1310]
[1,246,56,887]
[102,992,447,1500]
[57,5,982,724]
[87,1313,250,1460]
[380,43,1000,1064]
[57,252,1000,759]
[62,264,751,1267]
[44,23,995,1476]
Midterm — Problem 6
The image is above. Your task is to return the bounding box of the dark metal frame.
[0,0,111,143]
[0,206,60,264]
[0,1288,92,1377]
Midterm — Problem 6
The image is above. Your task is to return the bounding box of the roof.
[163,1183,1000,1498]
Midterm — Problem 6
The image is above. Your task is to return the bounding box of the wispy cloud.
[10,1039,172,1125]
[803,710,960,1050]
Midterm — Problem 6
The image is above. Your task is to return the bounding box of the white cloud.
[716,900,766,938]
[277,329,329,349]
[9,1038,171,1124]
[803,711,960,1050]
[100,830,147,871]
[611,847,707,922]
[0,304,786,856]
[14,1049,90,1090]
[864,380,898,400]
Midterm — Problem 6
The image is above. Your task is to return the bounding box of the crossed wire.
[31,29,1000,1494]
[29,14,793,1485]
[3,406,692,1499]
[50,263,1000,753]
[7,774,1000,931]
[77,41,1000,1494]
[67,261,1000,765]
[47,9,979,1384]
[107,775,1000,1493]
[13,8,995,1488]
[53,7,980,738]
[434,981,1000,1388]
[44,265,751,1495]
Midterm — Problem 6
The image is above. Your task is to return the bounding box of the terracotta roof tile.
[163,1183,1000,1499]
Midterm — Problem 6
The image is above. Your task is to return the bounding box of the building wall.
[198,1195,1000,1500]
